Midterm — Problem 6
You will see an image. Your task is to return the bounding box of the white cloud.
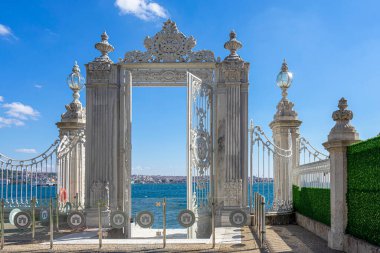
[0,116,24,128]
[0,24,16,40]
[0,98,39,128]
[3,102,39,120]
[34,84,43,89]
[115,0,168,21]
[15,148,37,154]
[0,24,12,36]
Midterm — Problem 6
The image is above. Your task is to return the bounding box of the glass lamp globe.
[276,60,293,89]
[66,62,85,91]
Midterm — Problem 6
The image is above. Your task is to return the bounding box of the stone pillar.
[270,60,301,203]
[215,31,249,209]
[56,62,86,206]
[323,98,359,250]
[85,32,125,227]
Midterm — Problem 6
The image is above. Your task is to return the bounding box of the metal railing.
[294,137,330,189]
[0,140,60,208]
[0,131,85,208]
[293,159,330,188]
[299,137,329,165]
[249,120,293,213]
[253,192,266,248]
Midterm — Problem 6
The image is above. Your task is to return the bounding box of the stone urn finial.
[328,97,359,141]
[94,31,114,63]
[224,30,243,61]
[331,97,353,130]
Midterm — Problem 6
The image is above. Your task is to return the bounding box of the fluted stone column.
[56,62,86,206]
[85,32,131,230]
[270,61,301,203]
[323,98,360,250]
[215,31,249,209]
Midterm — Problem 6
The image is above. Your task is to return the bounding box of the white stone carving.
[331,97,354,132]
[224,30,243,61]
[224,180,242,206]
[191,108,211,175]
[94,31,114,63]
[88,62,112,72]
[130,68,214,86]
[61,101,85,121]
[122,20,215,63]
[90,180,110,209]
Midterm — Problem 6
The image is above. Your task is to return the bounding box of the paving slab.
[41,226,243,245]
[265,225,341,253]
[0,226,263,252]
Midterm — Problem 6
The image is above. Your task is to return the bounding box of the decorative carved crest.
[122,19,215,63]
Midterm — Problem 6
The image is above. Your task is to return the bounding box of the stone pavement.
[0,226,265,252]
[265,225,341,253]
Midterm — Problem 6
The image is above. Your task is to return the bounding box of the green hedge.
[347,136,380,246]
[293,185,330,226]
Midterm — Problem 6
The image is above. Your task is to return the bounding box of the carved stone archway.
[84,20,249,238]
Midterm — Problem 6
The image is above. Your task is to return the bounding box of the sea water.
[2,182,274,229]
[131,182,273,228]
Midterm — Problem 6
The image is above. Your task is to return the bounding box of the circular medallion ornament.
[177,209,195,228]
[229,210,247,227]
[14,211,32,229]
[136,211,154,228]
[192,130,211,175]
[9,208,21,225]
[195,135,208,161]
[110,211,127,229]
[39,208,50,223]
[67,211,86,229]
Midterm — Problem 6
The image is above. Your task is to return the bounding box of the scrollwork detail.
[121,20,215,63]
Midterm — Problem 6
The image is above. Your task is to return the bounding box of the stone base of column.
[195,207,211,238]
[328,229,344,251]
[84,208,111,228]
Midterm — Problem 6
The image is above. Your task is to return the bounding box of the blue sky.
[0,0,379,175]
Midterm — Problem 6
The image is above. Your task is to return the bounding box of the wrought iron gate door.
[187,72,213,238]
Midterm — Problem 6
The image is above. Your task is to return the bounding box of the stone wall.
[344,234,380,253]
[295,212,330,241]
[296,212,380,253]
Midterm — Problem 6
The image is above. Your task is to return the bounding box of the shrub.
[292,185,330,226]
[347,136,380,246]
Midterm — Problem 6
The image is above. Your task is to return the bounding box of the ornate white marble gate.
[85,19,249,238]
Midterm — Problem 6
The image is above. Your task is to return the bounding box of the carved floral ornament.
[122,19,215,63]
